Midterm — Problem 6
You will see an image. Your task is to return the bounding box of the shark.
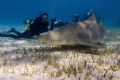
[37,13,105,47]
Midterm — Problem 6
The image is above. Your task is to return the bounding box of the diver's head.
[74,13,79,17]
[41,13,48,22]
[72,13,80,22]
[23,19,33,26]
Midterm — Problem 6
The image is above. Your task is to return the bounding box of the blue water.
[0,0,120,29]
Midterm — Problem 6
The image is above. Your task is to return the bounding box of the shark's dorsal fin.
[89,13,97,23]
[84,13,97,24]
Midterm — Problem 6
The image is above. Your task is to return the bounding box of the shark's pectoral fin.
[95,42,106,48]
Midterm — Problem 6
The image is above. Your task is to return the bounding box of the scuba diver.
[72,13,81,22]
[50,18,57,30]
[50,18,67,30]
[0,13,49,39]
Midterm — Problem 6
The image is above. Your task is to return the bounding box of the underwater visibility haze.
[0,0,120,80]
[0,0,120,29]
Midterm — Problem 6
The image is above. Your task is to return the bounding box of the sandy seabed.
[0,29,120,80]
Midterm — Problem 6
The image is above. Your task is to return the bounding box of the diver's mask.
[42,14,48,22]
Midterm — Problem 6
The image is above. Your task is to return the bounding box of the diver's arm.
[12,30,22,35]
[0,33,20,39]
[5,28,22,36]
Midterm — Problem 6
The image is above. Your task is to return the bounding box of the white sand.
[0,29,120,80]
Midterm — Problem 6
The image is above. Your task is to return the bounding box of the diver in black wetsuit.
[50,18,67,30]
[72,13,80,22]
[0,13,49,39]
